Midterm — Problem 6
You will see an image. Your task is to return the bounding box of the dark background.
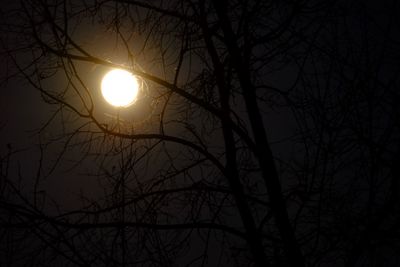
[1,0,400,266]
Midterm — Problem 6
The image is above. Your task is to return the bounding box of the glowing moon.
[101,69,139,107]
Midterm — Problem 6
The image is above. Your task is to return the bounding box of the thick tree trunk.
[212,1,305,266]
[198,3,269,265]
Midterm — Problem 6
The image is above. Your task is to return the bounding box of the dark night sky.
[1,0,400,266]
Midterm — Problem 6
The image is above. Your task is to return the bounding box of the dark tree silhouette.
[1,0,400,266]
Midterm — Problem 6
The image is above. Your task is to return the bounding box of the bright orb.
[101,69,139,107]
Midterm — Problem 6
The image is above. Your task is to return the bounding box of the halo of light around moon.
[101,69,139,107]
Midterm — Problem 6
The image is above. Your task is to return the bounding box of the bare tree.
[1,0,399,266]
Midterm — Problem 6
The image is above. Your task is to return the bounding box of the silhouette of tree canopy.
[1,0,399,266]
